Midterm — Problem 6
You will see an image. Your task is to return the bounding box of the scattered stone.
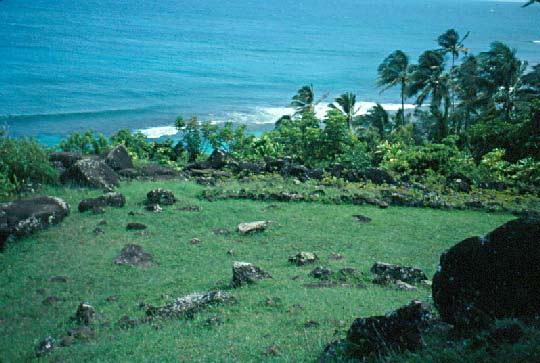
[237,221,272,234]
[78,192,126,213]
[433,217,540,329]
[146,204,162,213]
[146,189,176,206]
[288,251,318,266]
[106,295,119,302]
[264,345,281,357]
[213,228,231,235]
[49,152,83,170]
[364,168,395,185]
[73,302,98,325]
[190,238,201,245]
[48,276,68,283]
[205,316,223,326]
[303,282,367,289]
[113,244,153,267]
[310,266,332,280]
[118,315,138,329]
[128,211,144,216]
[395,280,418,291]
[126,222,147,230]
[36,336,55,356]
[0,196,70,249]
[62,159,119,190]
[378,201,389,209]
[371,262,428,284]
[92,206,105,214]
[135,231,150,237]
[60,335,75,347]
[447,173,472,193]
[304,320,320,328]
[93,227,105,235]
[180,205,201,212]
[329,252,344,261]
[343,300,432,360]
[353,214,372,223]
[262,204,279,211]
[372,275,395,285]
[146,290,233,318]
[42,296,59,306]
[105,145,134,171]
[227,249,234,256]
[231,261,272,287]
[67,325,96,340]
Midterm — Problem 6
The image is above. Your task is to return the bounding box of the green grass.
[0,180,515,363]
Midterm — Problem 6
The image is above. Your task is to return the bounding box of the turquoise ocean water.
[0,0,539,144]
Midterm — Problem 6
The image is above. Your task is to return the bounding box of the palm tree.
[454,55,483,132]
[377,50,412,126]
[437,29,470,68]
[328,92,358,131]
[290,84,327,116]
[523,0,540,7]
[478,42,527,121]
[408,50,451,142]
[360,104,390,138]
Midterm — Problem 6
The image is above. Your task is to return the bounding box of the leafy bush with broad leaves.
[0,136,58,196]
[58,130,110,155]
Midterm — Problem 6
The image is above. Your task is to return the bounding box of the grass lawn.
[0,180,514,363]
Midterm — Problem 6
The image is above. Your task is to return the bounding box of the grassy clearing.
[0,180,514,363]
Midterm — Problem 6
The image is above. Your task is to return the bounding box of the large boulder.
[113,244,153,267]
[364,168,395,185]
[237,221,271,234]
[0,196,70,249]
[78,192,126,213]
[288,251,318,266]
[344,300,432,360]
[62,159,119,190]
[371,262,427,284]
[49,152,84,169]
[146,189,176,206]
[446,172,472,193]
[231,261,272,287]
[433,217,540,329]
[105,145,133,171]
[206,148,233,169]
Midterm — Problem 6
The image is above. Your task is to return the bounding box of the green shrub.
[0,136,58,196]
[58,130,110,154]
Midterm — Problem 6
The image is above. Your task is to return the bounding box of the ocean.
[1,0,539,145]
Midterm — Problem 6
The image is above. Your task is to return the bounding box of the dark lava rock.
[353,214,372,223]
[146,290,232,318]
[146,188,176,206]
[78,192,126,213]
[344,300,432,360]
[62,159,119,190]
[235,161,265,175]
[338,268,361,281]
[447,172,472,193]
[118,315,138,329]
[126,222,147,230]
[73,302,98,325]
[288,252,318,266]
[106,295,119,302]
[180,205,201,212]
[310,266,333,280]
[113,244,153,267]
[0,196,70,249]
[36,336,55,357]
[371,262,427,284]
[486,323,524,347]
[105,145,134,171]
[139,164,178,178]
[364,168,395,185]
[93,227,105,235]
[48,276,68,283]
[433,217,540,329]
[190,238,201,245]
[231,261,272,288]
[303,282,367,289]
[49,152,83,169]
[212,228,231,235]
[207,148,233,169]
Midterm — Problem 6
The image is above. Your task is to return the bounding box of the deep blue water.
[1,0,539,144]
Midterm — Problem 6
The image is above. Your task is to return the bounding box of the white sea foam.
[137,101,417,138]
[138,126,178,138]
[533,40,540,44]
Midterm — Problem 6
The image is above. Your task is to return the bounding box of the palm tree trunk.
[401,78,406,126]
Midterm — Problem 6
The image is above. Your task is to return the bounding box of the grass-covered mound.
[0,179,517,362]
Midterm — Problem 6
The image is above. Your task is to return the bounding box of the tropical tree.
[408,50,451,142]
[437,29,470,68]
[328,92,358,131]
[478,42,527,121]
[522,0,540,7]
[377,50,412,126]
[454,55,483,132]
[290,84,327,115]
[358,104,390,139]
[520,64,540,99]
